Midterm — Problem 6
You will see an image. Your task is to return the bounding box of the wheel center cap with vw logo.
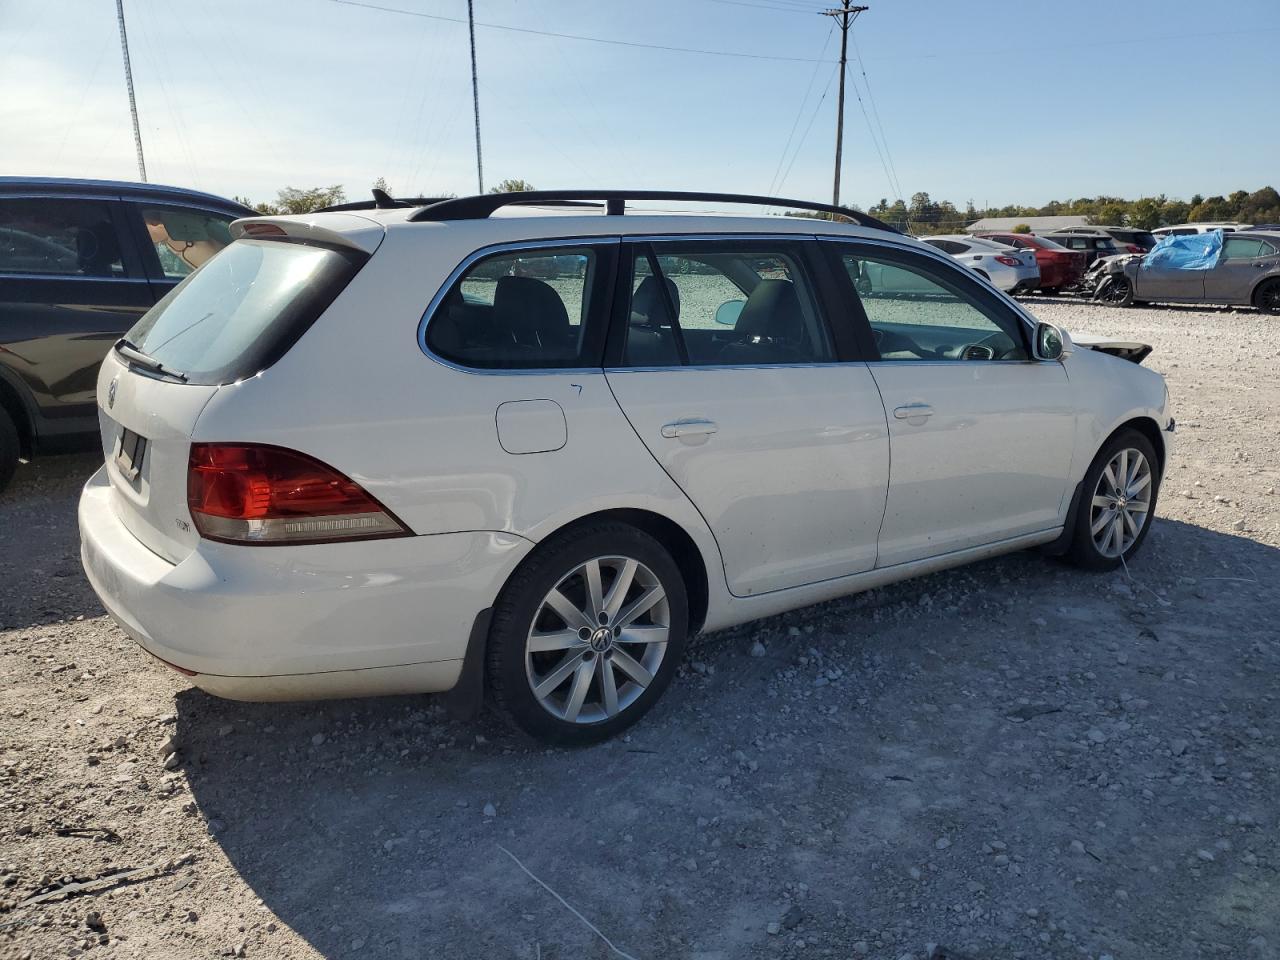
[588,627,613,653]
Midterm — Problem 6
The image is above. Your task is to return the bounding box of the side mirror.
[714,299,745,326]
[1033,321,1072,361]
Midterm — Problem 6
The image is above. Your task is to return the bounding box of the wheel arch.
[0,367,36,458]
[1113,415,1166,477]
[533,508,711,636]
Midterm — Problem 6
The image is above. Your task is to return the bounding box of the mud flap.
[1040,479,1085,557]
[442,608,492,720]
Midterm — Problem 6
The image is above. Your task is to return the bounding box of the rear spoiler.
[229,213,385,255]
[1070,333,1152,365]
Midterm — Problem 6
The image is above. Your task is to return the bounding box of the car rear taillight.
[1125,244,1143,253]
[995,256,1021,267]
[187,443,409,545]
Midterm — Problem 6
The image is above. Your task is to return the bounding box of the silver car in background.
[1092,230,1280,312]
[921,234,1040,293]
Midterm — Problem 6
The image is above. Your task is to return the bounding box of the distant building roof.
[966,215,1090,234]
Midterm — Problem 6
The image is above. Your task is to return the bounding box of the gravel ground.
[2,299,1278,960]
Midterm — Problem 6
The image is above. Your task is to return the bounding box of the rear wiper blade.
[114,338,187,382]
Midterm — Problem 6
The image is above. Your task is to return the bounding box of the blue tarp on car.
[1142,231,1223,271]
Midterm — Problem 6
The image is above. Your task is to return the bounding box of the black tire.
[486,521,689,746]
[1099,276,1135,307]
[1039,287,1058,296]
[0,406,19,495]
[1253,278,1280,315]
[1064,429,1161,571]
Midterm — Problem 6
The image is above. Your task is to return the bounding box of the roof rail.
[318,190,452,213]
[407,190,897,233]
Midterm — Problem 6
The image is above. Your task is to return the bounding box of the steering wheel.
[958,332,1019,361]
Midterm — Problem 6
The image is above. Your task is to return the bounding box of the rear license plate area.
[115,427,147,482]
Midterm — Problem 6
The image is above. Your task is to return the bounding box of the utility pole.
[467,0,484,194]
[115,0,146,182]
[820,3,867,208]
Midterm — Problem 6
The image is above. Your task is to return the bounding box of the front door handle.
[893,403,934,421]
[661,418,719,440]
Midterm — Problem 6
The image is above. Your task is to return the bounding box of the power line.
[323,0,835,63]
[848,29,901,202]
[775,63,838,197]
[765,21,835,198]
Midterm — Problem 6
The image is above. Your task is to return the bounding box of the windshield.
[125,239,366,386]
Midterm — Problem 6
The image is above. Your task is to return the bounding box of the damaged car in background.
[1087,229,1280,313]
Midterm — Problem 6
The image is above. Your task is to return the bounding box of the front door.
[604,238,889,597]
[825,241,1076,567]
[1205,234,1280,303]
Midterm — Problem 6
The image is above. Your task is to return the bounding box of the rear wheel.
[1065,429,1160,571]
[486,522,689,745]
[1254,278,1280,314]
[0,406,19,495]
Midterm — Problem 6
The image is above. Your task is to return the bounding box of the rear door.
[823,240,1075,567]
[604,237,889,597]
[1205,235,1279,303]
[0,194,151,432]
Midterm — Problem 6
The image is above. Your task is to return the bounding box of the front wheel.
[1098,275,1134,307]
[486,522,689,745]
[1065,430,1160,571]
[1254,278,1280,314]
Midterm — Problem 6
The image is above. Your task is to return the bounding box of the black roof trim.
[407,190,897,233]
[0,176,254,214]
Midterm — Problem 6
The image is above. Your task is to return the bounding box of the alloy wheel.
[524,556,670,724]
[1101,277,1132,305]
[1089,447,1152,558]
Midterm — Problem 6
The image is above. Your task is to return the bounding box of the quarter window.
[141,206,235,278]
[620,243,833,367]
[0,198,125,277]
[842,251,1028,361]
[427,247,597,369]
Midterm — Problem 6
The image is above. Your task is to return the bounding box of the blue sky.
[2,0,1277,210]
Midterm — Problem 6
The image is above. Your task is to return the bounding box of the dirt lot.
[2,299,1278,960]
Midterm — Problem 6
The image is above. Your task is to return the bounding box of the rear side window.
[140,205,235,278]
[0,197,126,277]
[125,238,366,385]
[427,247,599,369]
[620,242,834,368]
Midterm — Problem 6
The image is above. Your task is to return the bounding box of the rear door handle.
[661,418,719,440]
[893,403,933,421]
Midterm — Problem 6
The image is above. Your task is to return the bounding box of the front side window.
[842,250,1028,362]
[141,206,235,278]
[427,247,597,369]
[0,197,125,277]
[620,242,833,368]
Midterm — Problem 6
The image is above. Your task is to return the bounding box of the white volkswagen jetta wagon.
[79,190,1173,745]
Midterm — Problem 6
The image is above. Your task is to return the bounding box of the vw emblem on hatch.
[107,377,118,409]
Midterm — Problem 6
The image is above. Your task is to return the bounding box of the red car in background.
[975,233,1088,293]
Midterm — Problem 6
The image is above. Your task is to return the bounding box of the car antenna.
[372,188,397,209]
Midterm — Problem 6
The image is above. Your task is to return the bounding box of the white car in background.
[921,234,1040,293]
[78,190,1172,745]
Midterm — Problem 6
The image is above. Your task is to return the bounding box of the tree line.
[232,178,537,215]
[863,187,1280,235]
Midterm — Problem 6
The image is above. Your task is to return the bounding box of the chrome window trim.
[417,236,620,376]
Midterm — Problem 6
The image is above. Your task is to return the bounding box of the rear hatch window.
[125,238,367,386]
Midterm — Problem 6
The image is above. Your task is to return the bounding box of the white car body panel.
[77,206,1172,702]
[605,363,889,595]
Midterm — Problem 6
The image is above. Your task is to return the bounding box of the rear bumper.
[78,467,532,701]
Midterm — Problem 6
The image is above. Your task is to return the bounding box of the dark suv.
[0,178,252,490]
